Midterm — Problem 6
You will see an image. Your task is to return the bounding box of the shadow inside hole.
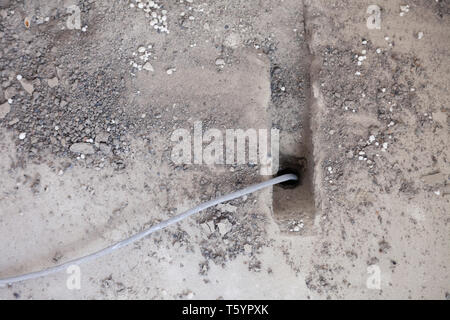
[272,154,315,234]
[275,157,307,189]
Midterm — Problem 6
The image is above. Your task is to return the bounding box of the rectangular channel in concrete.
[269,0,316,234]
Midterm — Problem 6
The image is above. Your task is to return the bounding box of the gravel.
[69,142,95,155]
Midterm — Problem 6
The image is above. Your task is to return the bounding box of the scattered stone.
[224,33,241,49]
[215,58,225,66]
[400,5,410,14]
[129,0,169,33]
[0,102,10,119]
[201,220,215,234]
[417,32,424,40]
[47,77,59,88]
[8,118,19,125]
[130,44,154,73]
[4,87,16,100]
[19,78,34,94]
[217,203,237,213]
[217,220,233,236]
[95,131,110,144]
[143,62,154,72]
[69,142,95,154]
[166,68,176,75]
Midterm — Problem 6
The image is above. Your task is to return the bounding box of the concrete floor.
[0,0,448,299]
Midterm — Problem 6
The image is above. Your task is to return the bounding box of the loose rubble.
[129,0,169,33]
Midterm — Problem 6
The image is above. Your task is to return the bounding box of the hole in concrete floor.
[276,166,302,189]
[267,4,316,234]
[273,154,315,234]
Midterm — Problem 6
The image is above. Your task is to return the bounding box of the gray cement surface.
[0,0,448,299]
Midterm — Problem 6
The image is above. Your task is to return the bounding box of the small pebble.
[143,62,154,72]
[215,58,225,66]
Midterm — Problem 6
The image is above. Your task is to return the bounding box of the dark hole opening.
[276,168,301,189]
[274,156,307,189]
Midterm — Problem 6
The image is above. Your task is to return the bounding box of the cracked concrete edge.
[303,0,327,227]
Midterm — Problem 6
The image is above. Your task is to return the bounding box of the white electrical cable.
[0,173,297,286]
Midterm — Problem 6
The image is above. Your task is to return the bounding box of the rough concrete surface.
[0,0,448,299]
